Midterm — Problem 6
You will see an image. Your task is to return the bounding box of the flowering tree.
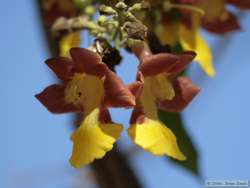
[36,0,250,187]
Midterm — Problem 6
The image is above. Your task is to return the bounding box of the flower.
[180,0,250,35]
[155,4,215,77]
[155,0,250,77]
[128,42,200,160]
[36,48,135,167]
[199,0,240,34]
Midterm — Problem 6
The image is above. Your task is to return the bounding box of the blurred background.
[1,1,250,187]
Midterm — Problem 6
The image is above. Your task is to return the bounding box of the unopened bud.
[99,5,116,15]
[115,2,127,10]
[98,15,107,25]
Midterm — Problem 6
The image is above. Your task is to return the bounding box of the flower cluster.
[36,41,199,167]
[37,0,250,168]
[154,0,250,77]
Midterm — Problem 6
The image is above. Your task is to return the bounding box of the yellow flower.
[129,42,200,160]
[128,74,187,160]
[199,0,240,34]
[156,16,215,77]
[36,48,136,168]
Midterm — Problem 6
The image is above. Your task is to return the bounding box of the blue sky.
[1,1,250,188]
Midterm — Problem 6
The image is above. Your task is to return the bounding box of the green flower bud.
[99,5,116,15]
[115,2,127,10]
[98,15,107,25]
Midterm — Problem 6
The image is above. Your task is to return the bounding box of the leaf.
[158,109,201,177]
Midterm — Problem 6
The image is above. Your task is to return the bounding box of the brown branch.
[37,0,59,56]
[92,147,143,188]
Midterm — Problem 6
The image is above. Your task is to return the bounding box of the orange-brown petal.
[202,11,241,34]
[139,53,179,77]
[167,51,196,75]
[158,77,200,112]
[103,70,136,108]
[70,48,106,77]
[45,57,75,82]
[35,84,80,114]
[127,81,143,99]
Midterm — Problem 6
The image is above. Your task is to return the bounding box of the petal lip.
[202,11,241,35]
[45,57,75,82]
[35,84,80,114]
[158,77,200,112]
[69,108,123,168]
[70,47,106,77]
[128,118,186,160]
[103,69,136,108]
[139,53,179,77]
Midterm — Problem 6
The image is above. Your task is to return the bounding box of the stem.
[131,41,152,61]
[164,2,205,16]
[51,17,106,37]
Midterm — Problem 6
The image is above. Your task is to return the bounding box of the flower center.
[64,73,104,114]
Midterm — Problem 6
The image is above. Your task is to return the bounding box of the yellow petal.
[148,75,175,101]
[140,75,175,119]
[70,108,123,168]
[128,118,186,161]
[180,26,215,77]
[60,31,81,57]
[64,73,104,114]
[139,79,158,119]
